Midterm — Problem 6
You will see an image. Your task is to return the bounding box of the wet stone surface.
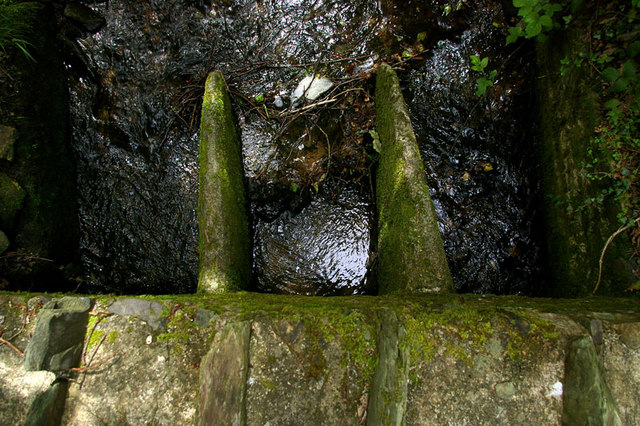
[66,0,543,295]
[401,4,544,295]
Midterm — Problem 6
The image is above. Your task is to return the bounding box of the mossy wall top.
[375,63,454,294]
[198,71,251,293]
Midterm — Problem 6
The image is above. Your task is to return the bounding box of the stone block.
[24,297,91,371]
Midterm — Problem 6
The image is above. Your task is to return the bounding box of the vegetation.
[0,0,39,62]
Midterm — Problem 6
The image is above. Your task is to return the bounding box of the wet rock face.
[402,4,544,295]
[68,0,543,295]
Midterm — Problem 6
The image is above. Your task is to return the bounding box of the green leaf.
[539,14,553,30]
[513,0,536,9]
[470,55,481,65]
[627,41,640,58]
[601,67,620,82]
[622,59,637,78]
[626,281,640,292]
[612,77,629,92]
[480,57,489,68]
[524,20,542,38]
[416,31,426,42]
[476,77,493,96]
[506,26,523,44]
[290,183,298,192]
[369,130,381,153]
[604,99,620,109]
[255,93,265,103]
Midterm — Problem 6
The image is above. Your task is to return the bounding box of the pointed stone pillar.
[375,63,454,294]
[198,71,251,293]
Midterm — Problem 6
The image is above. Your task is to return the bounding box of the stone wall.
[536,26,635,297]
[1,293,639,425]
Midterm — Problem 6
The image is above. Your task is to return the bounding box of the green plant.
[506,0,566,44]
[470,55,497,96]
[0,0,39,62]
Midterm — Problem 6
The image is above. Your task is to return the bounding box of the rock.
[368,310,409,425]
[24,380,69,426]
[0,172,25,229]
[0,124,16,161]
[199,321,250,426]
[614,321,640,349]
[107,298,167,331]
[198,71,251,292]
[495,381,516,400]
[24,297,91,371]
[374,63,454,294]
[64,3,106,34]
[63,300,203,425]
[0,229,8,255]
[290,75,334,104]
[562,336,622,425]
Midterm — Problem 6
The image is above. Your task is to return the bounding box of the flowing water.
[67,0,545,295]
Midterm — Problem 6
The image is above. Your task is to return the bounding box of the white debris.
[547,381,563,397]
[146,335,153,345]
[290,75,333,104]
[273,95,283,108]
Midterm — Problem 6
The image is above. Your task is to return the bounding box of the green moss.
[86,327,105,354]
[260,379,276,391]
[157,304,198,350]
[107,330,119,344]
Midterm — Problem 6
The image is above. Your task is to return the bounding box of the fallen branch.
[0,337,24,357]
[594,216,640,294]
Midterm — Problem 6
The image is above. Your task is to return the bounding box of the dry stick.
[0,337,23,357]
[594,216,640,294]
[71,354,117,373]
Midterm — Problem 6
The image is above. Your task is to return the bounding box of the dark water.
[67,0,544,295]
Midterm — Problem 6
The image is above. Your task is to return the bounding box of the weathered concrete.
[562,336,622,425]
[2,293,640,425]
[536,27,635,297]
[198,70,251,293]
[199,321,250,426]
[375,63,454,294]
[368,309,409,425]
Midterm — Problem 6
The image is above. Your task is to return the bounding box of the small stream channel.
[67,0,545,295]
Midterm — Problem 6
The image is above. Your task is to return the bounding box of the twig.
[0,337,23,357]
[70,354,117,373]
[594,216,640,294]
